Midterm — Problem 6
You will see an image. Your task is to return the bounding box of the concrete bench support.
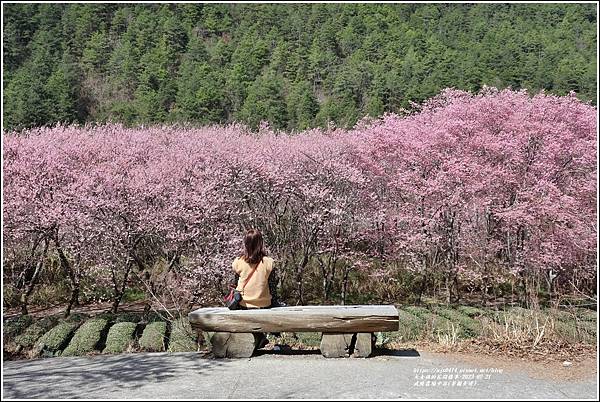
[320,333,354,357]
[209,332,262,358]
[320,332,375,358]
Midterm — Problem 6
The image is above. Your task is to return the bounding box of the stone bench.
[188,305,399,358]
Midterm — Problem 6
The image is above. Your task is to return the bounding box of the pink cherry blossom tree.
[3,88,596,312]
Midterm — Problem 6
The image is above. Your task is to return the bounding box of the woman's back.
[232,256,274,308]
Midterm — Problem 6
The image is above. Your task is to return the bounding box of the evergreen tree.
[173,36,226,124]
[3,3,596,131]
[287,80,319,131]
[237,72,288,130]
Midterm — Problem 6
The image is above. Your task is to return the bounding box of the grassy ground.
[3,303,596,361]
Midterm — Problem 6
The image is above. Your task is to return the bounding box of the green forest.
[2,3,597,132]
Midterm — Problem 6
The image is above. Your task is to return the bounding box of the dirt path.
[434,349,597,383]
[3,301,159,320]
[3,350,596,399]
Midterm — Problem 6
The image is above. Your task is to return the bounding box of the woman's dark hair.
[242,228,267,264]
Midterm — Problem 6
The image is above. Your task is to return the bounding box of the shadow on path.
[254,347,322,357]
[254,346,421,358]
[3,352,227,399]
[372,348,421,357]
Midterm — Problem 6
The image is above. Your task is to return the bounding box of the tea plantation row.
[4,312,199,359]
[4,305,596,360]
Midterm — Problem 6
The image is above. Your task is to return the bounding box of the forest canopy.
[2,3,597,132]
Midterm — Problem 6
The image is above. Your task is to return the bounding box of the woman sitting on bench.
[229,228,286,310]
[229,228,286,348]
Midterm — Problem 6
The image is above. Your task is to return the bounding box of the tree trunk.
[296,253,309,305]
[482,275,488,307]
[20,239,49,316]
[112,291,124,314]
[64,285,80,318]
[319,253,337,303]
[452,273,460,304]
[341,266,352,305]
[112,260,133,314]
[417,255,428,304]
[20,295,29,316]
[445,272,452,304]
[418,274,427,304]
[53,229,83,318]
[318,256,329,301]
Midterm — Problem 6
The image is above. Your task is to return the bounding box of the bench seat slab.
[189,305,399,333]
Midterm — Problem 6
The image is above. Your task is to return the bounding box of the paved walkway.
[3,350,597,399]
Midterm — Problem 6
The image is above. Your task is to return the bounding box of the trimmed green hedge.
[144,311,171,323]
[402,305,456,339]
[114,312,142,324]
[64,313,89,323]
[426,314,454,338]
[33,321,80,357]
[139,321,167,352]
[62,318,109,357]
[167,318,197,352]
[3,315,34,342]
[15,316,59,349]
[493,307,550,328]
[295,332,322,348]
[551,313,597,344]
[545,308,575,322]
[403,305,431,319]
[578,320,597,343]
[575,308,597,322]
[505,306,546,321]
[434,307,482,338]
[103,322,138,354]
[456,305,488,318]
[6,304,595,360]
[270,332,321,348]
[397,309,426,341]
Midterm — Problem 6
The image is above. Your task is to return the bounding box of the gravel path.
[2,350,597,399]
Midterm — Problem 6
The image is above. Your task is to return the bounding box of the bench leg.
[320,333,354,357]
[210,332,261,358]
[352,333,375,358]
[320,333,375,358]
